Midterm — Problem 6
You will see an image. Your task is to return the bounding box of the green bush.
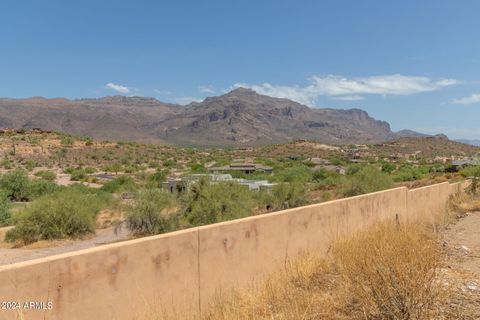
[28,179,58,199]
[182,178,255,226]
[1,158,12,169]
[343,166,393,197]
[70,168,87,181]
[380,161,396,174]
[125,189,176,236]
[190,163,206,173]
[0,169,31,201]
[84,167,96,174]
[460,166,480,195]
[101,176,137,193]
[146,170,167,188]
[275,165,312,183]
[460,165,480,178]
[312,168,345,186]
[0,190,11,226]
[24,159,37,171]
[6,187,111,244]
[392,165,425,182]
[104,163,122,174]
[269,182,308,210]
[60,135,74,146]
[34,170,57,181]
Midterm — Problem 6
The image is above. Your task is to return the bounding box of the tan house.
[208,159,273,174]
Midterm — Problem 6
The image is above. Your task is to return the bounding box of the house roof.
[208,163,273,171]
[452,158,480,166]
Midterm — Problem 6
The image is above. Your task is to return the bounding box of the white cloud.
[106,83,130,94]
[173,96,203,105]
[452,93,480,105]
[199,85,215,94]
[235,74,460,106]
[330,95,365,101]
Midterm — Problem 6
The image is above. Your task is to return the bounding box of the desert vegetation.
[5,186,112,245]
[0,130,477,246]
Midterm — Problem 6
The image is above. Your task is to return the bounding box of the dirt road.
[0,224,131,265]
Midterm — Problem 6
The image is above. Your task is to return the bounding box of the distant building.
[208,159,273,174]
[313,165,346,175]
[324,165,346,175]
[449,158,480,172]
[162,173,276,193]
[307,158,330,165]
[347,148,361,160]
[91,173,116,180]
[161,178,187,193]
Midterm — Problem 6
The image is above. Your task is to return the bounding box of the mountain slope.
[0,96,177,142]
[455,139,480,147]
[148,88,396,145]
[0,89,402,146]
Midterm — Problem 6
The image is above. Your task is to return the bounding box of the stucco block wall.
[197,187,407,309]
[0,181,466,319]
[406,182,451,222]
[0,228,200,320]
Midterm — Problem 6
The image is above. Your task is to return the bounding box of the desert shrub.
[101,176,137,193]
[6,187,111,244]
[0,190,11,226]
[460,166,480,195]
[321,191,332,202]
[84,137,93,146]
[329,155,347,166]
[104,162,122,174]
[24,158,37,171]
[125,189,177,236]
[204,253,337,320]
[63,166,75,174]
[28,179,58,199]
[70,168,87,181]
[163,159,175,168]
[34,170,56,181]
[123,165,139,174]
[332,221,444,320]
[275,165,312,183]
[190,163,206,173]
[0,169,31,201]
[1,158,12,169]
[381,161,396,174]
[60,135,74,146]
[312,168,328,182]
[146,170,167,188]
[265,182,308,210]
[392,165,425,182]
[343,165,393,197]
[459,166,480,178]
[84,167,96,174]
[312,168,345,186]
[182,178,255,226]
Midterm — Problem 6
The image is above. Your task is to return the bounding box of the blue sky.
[1,0,480,139]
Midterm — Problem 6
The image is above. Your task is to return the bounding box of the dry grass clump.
[332,221,444,320]
[204,220,447,320]
[204,253,351,320]
[448,192,480,217]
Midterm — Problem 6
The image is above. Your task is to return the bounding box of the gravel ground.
[0,223,131,265]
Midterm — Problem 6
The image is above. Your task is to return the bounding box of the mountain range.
[0,88,431,146]
[455,139,480,147]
